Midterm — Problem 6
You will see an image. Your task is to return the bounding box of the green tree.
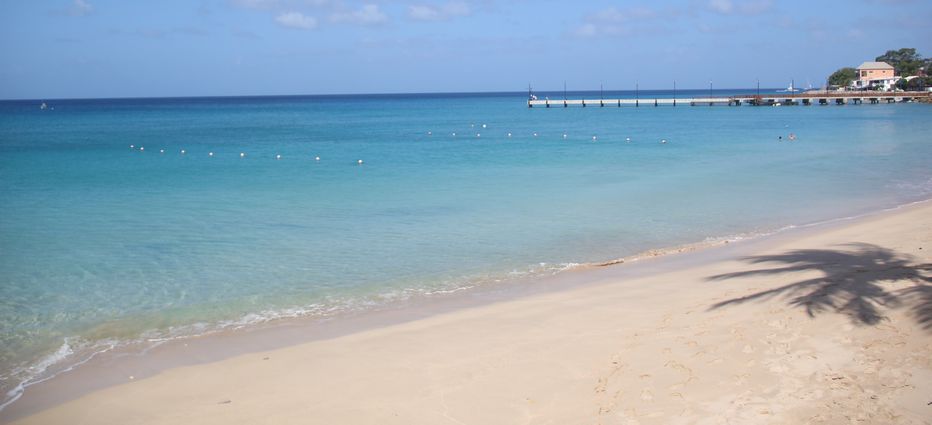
[828,67,857,87]
[875,48,924,76]
[901,76,932,91]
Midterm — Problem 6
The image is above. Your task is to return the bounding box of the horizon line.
[0,87,788,103]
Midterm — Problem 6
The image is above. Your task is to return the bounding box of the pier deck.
[527,92,931,107]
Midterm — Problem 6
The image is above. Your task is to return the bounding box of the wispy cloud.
[330,4,387,25]
[276,11,318,29]
[231,0,279,9]
[573,6,658,37]
[231,0,332,8]
[707,0,772,15]
[407,1,470,21]
[66,0,93,16]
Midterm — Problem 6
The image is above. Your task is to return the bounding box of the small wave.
[1,337,118,412]
[5,197,931,413]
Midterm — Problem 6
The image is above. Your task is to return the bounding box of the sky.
[1,0,930,99]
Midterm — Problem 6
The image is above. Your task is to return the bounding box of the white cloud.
[708,0,733,14]
[69,0,93,16]
[276,11,318,29]
[594,6,655,22]
[572,6,658,37]
[330,4,387,25]
[574,23,598,37]
[232,0,279,9]
[707,0,772,15]
[408,1,470,21]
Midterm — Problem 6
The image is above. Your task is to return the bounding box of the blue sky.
[1,0,930,99]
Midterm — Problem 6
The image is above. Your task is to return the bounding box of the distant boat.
[777,82,800,93]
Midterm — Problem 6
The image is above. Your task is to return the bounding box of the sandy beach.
[5,201,932,424]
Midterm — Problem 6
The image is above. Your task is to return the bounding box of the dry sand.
[6,201,932,424]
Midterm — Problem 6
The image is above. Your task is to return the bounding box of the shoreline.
[0,196,902,414]
[2,198,930,423]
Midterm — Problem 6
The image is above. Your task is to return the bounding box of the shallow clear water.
[1,90,931,407]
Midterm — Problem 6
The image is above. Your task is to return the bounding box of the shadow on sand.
[707,243,932,329]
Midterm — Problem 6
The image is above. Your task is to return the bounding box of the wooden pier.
[527,92,931,108]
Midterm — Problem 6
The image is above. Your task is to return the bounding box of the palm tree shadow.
[707,243,932,328]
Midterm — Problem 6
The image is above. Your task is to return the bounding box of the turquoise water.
[1,91,931,407]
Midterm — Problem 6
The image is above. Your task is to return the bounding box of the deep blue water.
[1,90,930,408]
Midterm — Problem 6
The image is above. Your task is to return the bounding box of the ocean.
[1,90,931,409]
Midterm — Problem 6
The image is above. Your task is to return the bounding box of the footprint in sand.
[664,360,693,375]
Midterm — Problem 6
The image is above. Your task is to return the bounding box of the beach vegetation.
[828,67,857,87]
[875,48,929,77]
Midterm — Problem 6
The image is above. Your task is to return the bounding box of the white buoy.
[181,149,186,154]
[427,131,432,135]
[592,136,597,141]
[470,123,474,128]
[476,133,481,138]
[276,154,281,160]
[160,149,164,154]
[130,144,135,149]
[452,132,456,136]
[533,132,538,137]
[507,132,512,137]
[626,137,631,143]
[240,152,245,158]
[208,152,213,157]
[315,156,320,161]
[481,124,487,129]
[660,139,667,144]
[563,133,568,139]
[357,159,364,165]
[139,146,144,151]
